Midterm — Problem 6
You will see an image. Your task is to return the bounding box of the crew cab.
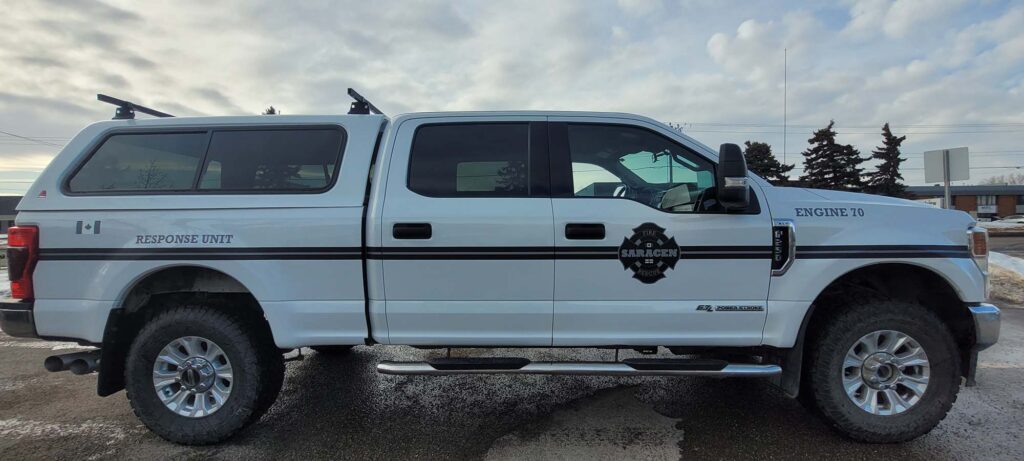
[0,94,1000,444]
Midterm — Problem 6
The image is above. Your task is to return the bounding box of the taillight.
[968,226,989,269]
[968,226,990,298]
[7,226,39,300]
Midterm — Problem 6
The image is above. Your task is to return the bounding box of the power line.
[683,128,1024,135]
[0,130,62,147]
[790,165,1024,171]
[675,121,1024,128]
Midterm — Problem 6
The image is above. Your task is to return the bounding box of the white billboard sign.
[924,147,969,183]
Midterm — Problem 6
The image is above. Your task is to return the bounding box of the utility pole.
[783,48,787,165]
[943,149,951,209]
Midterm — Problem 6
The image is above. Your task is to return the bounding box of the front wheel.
[807,300,961,443]
[125,306,283,445]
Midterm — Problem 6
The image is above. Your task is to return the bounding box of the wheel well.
[778,263,975,398]
[97,266,276,397]
[803,263,973,350]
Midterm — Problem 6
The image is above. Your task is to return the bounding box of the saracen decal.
[618,223,680,284]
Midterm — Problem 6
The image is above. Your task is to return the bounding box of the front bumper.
[0,299,37,338]
[969,303,1001,351]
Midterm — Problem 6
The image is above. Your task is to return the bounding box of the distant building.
[0,196,20,234]
[907,185,1024,218]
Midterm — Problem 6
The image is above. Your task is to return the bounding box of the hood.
[762,185,975,233]
[761,185,975,249]
[799,188,932,208]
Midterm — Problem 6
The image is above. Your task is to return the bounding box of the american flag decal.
[75,220,101,235]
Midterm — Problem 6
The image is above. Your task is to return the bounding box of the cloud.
[0,0,1021,192]
[843,0,970,39]
[616,0,666,17]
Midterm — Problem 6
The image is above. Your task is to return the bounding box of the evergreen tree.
[799,121,865,191]
[262,106,278,115]
[743,141,794,185]
[864,123,907,197]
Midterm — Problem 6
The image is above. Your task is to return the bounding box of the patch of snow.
[991,251,1024,278]
[0,418,134,442]
[0,268,8,298]
[0,340,91,350]
[978,221,1024,230]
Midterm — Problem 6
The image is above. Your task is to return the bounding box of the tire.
[125,305,284,445]
[311,345,355,355]
[807,300,961,443]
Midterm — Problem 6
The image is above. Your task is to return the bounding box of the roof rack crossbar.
[97,94,174,120]
[347,88,384,115]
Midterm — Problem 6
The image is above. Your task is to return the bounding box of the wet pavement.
[991,235,1024,258]
[0,307,1022,460]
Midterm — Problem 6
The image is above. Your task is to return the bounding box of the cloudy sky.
[1,0,1022,195]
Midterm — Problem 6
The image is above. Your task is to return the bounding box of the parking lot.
[0,306,1021,460]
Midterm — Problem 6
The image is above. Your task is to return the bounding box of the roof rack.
[97,94,174,120]
[347,88,384,115]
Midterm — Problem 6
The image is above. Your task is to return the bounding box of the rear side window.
[198,129,344,191]
[408,123,530,197]
[67,127,346,194]
[67,132,207,192]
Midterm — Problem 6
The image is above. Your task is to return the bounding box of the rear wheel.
[125,306,283,445]
[808,300,960,443]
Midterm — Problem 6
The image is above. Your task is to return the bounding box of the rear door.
[378,116,554,345]
[548,117,772,346]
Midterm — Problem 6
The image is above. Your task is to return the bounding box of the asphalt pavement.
[990,235,1024,258]
[1,307,1022,460]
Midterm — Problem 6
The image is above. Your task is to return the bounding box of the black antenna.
[97,94,174,120]
[347,88,384,115]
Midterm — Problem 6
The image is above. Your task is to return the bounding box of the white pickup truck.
[0,93,1000,445]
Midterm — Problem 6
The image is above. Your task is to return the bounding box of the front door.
[548,118,772,346]
[379,117,554,345]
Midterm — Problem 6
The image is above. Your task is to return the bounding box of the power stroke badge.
[618,223,680,284]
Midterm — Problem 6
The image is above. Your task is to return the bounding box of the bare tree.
[135,160,169,189]
[981,173,1024,185]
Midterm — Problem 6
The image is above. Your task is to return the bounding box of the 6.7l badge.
[618,223,680,284]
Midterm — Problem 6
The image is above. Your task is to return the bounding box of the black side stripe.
[799,245,969,252]
[38,247,363,254]
[368,246,773,260]
[35,244,971,261]
[797,245,970,259]
[40,254,363,261]
[39,247,362,261]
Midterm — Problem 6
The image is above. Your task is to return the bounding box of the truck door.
[378,117,554,345]
[547,118,772,346]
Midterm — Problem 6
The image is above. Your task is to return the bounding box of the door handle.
[393,223,432,239]
[565,223,605,240]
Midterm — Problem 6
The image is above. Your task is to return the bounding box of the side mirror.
[717,143,749,211]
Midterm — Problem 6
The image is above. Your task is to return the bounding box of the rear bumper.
[969,303,1000,350]
[0,299,37,338]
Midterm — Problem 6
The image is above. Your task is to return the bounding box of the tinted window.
[567,124,715,213]
[68,133,207,192]
[198,129,344,191]
[408,124,530,197]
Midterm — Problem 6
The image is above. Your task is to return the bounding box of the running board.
[376,358,781,377]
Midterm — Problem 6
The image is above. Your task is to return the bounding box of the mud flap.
[97,309,129,397]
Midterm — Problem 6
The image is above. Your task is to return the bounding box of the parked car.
[0,93,999,445]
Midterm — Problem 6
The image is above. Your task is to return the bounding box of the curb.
[989,232,1024,237]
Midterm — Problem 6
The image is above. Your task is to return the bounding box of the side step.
[377,357,781,377]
